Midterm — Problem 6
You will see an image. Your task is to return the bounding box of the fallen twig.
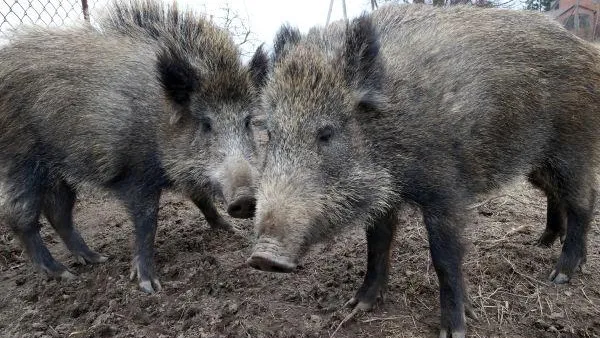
[361,316,404,323]
[330,307,360,338]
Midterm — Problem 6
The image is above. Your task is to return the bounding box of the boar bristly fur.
[0,0,268,293]
[249,5,600,337]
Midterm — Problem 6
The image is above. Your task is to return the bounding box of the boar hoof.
[439,329,465,338]
[344,282,384,312]
[73,251,108,265]
[138,279,162,294]
[536,229,563,247]
[59,270,78,280]
[549,270,570,284]
[549,255,584,284]
[344,297,377,311]
[38,260,77,281]
[130,256,162,293]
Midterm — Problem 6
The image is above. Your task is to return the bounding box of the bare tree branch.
[208,2,258,57]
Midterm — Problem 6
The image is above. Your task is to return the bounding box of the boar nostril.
[228,203,242,213]
[227,196,256,219]
[247,256,265,270]
[246,255,295,273]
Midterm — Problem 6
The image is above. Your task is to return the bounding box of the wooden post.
[326,0,334,26]
[81,0,89,22]
[371,0,378,10]
[594,8,599,40]
[575,0,580,36]
[326,0,347,26]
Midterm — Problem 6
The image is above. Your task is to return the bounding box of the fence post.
[82,0,90,22]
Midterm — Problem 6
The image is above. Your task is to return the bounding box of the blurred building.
[547,0,600,40]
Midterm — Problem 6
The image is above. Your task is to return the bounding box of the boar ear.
[343,14,382,93]
[273,24,301,63]
[249,44,269,88]
[157,46,200,124]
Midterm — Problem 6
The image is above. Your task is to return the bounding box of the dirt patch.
[1,181,600,338]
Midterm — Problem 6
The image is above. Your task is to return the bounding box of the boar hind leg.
[528,168,567,247]
[346,209,397,311]
[120,187,162,293]
[43,179,107,265]
[423,202,467,338]
[191,192,233,232]
[548,167,596,284]
[4,169,75,279]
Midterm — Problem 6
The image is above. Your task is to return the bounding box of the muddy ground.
[1,180,600,338]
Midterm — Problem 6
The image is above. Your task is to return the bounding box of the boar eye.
[244,115,252,129]
[267,130,272,141]
[317,125,334,143]
[200,117,212,133]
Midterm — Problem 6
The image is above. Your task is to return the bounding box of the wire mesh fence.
[0,0,107,38]
[0,1,259,57]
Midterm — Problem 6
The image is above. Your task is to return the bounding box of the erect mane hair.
[100,0,250,101]
[100,0,236,59]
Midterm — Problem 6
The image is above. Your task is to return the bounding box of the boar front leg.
[346,209,397,311]
[423,204,467,338]
[190,191,234,232]
[120,187,162,294]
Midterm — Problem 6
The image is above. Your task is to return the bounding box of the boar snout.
[227,189,256,218]
[216,156,257,219]
[247,237,297,273]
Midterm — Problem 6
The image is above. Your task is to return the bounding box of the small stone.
[54,323,70,332]
[549,312,564,319]
[480,210,493,217]
[31,322,46,330]
[95,325,116,337]
[19,309,37,321]
[534,319,550,330]
[310,315,321,323]
[92,313,110,326]
[226,302,239,314]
